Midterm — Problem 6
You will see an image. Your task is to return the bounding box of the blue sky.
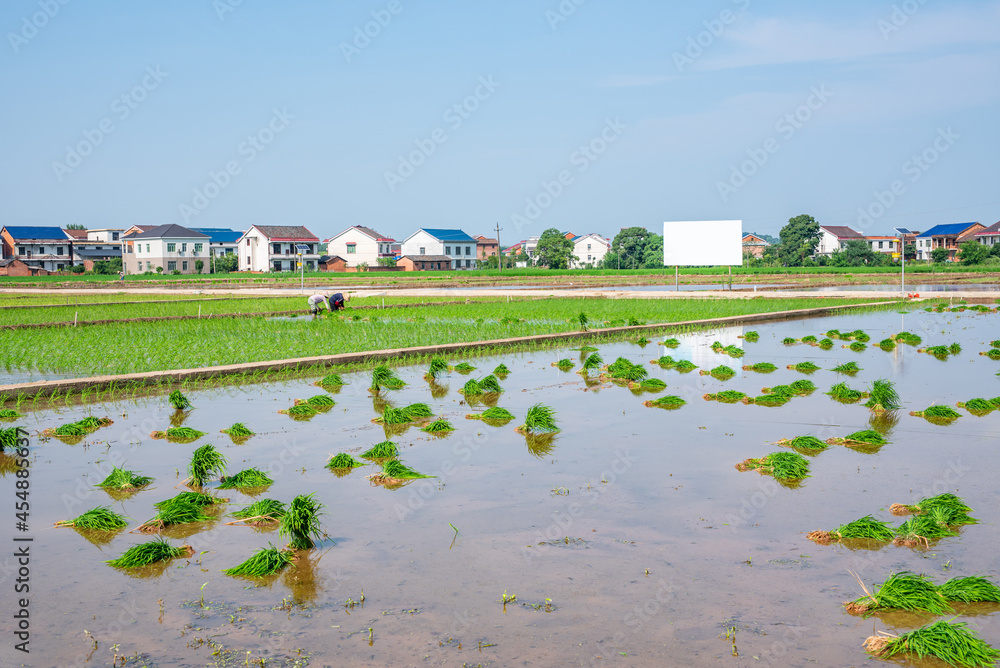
[2,0,998,243]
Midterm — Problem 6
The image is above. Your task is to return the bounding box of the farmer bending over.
[307,293,331,317]
[330,292,348,311]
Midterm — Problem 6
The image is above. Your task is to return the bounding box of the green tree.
[904,243,917,260]
[195,260,204,273]
[65,223,87,230]
[213,254,238,273]
[611,227,652,269]
[777,215,821,266]
[958,240,990,266]
[931,246,951,263]
[991,243,1000,258]
[376,257,397,267]
[92,258,123,275]
[642,234,664,268]
[829,240,877,267]
[535,228,576,269]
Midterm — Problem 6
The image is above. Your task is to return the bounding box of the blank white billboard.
[663,220,743,266]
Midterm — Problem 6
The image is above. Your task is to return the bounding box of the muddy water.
[7,308,1000,667]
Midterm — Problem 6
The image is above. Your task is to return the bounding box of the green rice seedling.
[554,358,575,370]
[704,365,735,379]
[826,429,887,447]
[219,468,274,490]
[0,426,21,451]
[895,514,959,546]
[865,378,901,411]
[742,362,777,373]
[781,337,795,345]
[938,577,1000,603]
[949,342,961,354]
[151,427,206,442]
[801,335,817,344]
[631,378,667,391]
[107,538,192,568]
[634,336,651,346]
[605,357,648,382]
[422,419,455,433]
[644,395,686,409]
[425,356,450,380]
[703,390,746,403]
[911,405,962,421]
[326,453,364,469]
[761,384,794,397]
[0,409,22,419]
[492,363,510,377]
[360,440,398,459]
[370,365,406,392]
[279,493,324,549]
[827,382,866,403]
[97,467,152,490]
[576,346,598,353]
[992,340,1000,348]
[807,515,895,545]
[306,394,335,407]
[789,379,816,394]
[748,394,790,407]
[826,329,842,339]
[282,403,317,418]
[878,338,897,351]
[581,352,603,372]
[223,545,295,577]
[923,345,951,357]
[316,373,345,388]
[983,349,1000,360]
[673,359,698,372]
[711,341,724,352]
[742,331,759,342]
[169,390,192,410]
[818,338,834,350]
[848,329,870,343]
[478,375,503,393]
[832,361,861,374]
[231,498,286,524]
[661,338,681,347]
[848,571,950,616]
[903,493,976,525]
[187,444,227,487]
[139,498,212,533]
[55,506,128,531]
[461,379,483,396]
[517,403,559,434]
[467,406,516,423]
[221,423,255,439]
[401,403,433,419]
[848,341,867,352]
[369,459,435,487]
[723,344,744,358]
[54,422,87,436]
[736,452,809,480]
[787,361,820,373]
[957,398,995,414]
[154,491,224,510]
[76,416,113,430]
[895,331,922,346]
[776,436,828,452]
[453,362,476,374]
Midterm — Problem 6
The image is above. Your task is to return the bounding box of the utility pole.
[495,221,502,273]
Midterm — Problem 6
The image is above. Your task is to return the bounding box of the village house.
[125,224,211,274]
[975,222,1000,250]
[317,255,348,272]
[864,236,900,256]
[400,229,477,270]
[742,233,770,258]
[396,255,453,271]
[69,228,124,269]
[238,225,321,272]
[475,235,499,261]
[325,226,396,268]
[815,225,865,256]
[0,226,72,272]
[914,222,985,261]
[569,233,611,268]
[191,228,242,258]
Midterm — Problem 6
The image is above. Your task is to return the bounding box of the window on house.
[273,243,281,254]
[465,259,471,268]
[273,261,282,272]
[182,261,188,270]
[167,261,176,271]
[146,244,150,253]
[347,243,356,254]
[194,243,203,252]
[878,241,884,249]
[445,246,452,255]
[167,243,176,252]
[246,256,250,266]
[246,239,250,246]
[587,244,592,251]
[57,246,64,255]
[39,246,45,254]
[112,232,119,240]
[466,246,471,256]
[419,247,425,255]
[18,247,24,256]
[181,243,187,252]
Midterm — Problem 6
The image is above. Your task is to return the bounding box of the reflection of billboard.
[663,220,743,266]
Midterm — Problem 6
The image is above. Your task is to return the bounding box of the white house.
[126,224,211,275]
[863,236,900,255]
[816,225,865,256]
[400,229,477,270]
[569,233,610,268]
[191,228,243,258]
[325,226,395,268]
[0,226,72,272]
[976,222,1000,250]
[237,225,321,272]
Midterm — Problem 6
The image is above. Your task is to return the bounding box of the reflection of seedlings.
[453,363,476,374]
[939,576,1000,603]
[223,544,295,577]
[187,444,228,487]
[219,468,273,490]
[326,453,365,470]
[279,493,324,549]
[741,331,759,342]
[107,539,194,568]
[422,419,455,434]
[910,405,961,423]
[424,356,449,381]
[742,362,777,373]
[169,390,193,410]
[370,365,406,392]
[847,571,949,616]
[776,436,828,453]
[138,498,212,533]
[825,430,887,447]
[735,452,809,480]
[700,365,735,380]
[361,440,398,460]
[315,373,346,389]
[525,432,558,458]
[957,398,1000,415]
[864,620,1000,666]
[516,404,559,434]
[230,499,286,526]
[703,390,746,403]
[644,395,686,409]
[97,467,152,491]
[865,379,900,411]
[827,382,867,403]
[661,338,681,347]
[831,361,861,375]
[787,362,820,373]
[55,506,128,530]
[150,427,206,442]
[368,459,434,486]
[554,358,575,370]
[629,378,666,392]
[807,515,895,545]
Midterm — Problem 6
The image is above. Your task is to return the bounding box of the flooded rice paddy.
[7,307,1000,667]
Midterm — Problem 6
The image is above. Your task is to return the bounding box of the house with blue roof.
[0,226,72,272]
[914,222,984,261]
[190,228,243,258]
[401,228,477,270]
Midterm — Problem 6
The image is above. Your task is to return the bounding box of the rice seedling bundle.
[231,498,286,523]
[606,357,648,382]
[370,365,406,392]
[895,514,959,545]
[634,337,651,346]
[379,459,434,480]
[711,341,724,352]
[832,361,861,374]
[76,416,113,429]
[761,384,794,397]
[742,331,759,342]
[492,363,510,376]
[467,406,516,423]
[847,341,867,352]
[478,375,503,393]
[0,409,22,419]
[426,356,449,379]
[188,444,227,487]
[743,362,777,373]
[736,452,809,479]
[152,427,206,442]
[581,352,604,371]
[848,571,950,616]
[826,329,842,339]
[554,358,575,370]
[361,440,399,459]
[169,390,193,410]
[808,515,895,545]
[957,398,995,414]
[992,340,1000,348]
[644,395,685,409]
[0,427,21,451]
[949,343,962,354]
[223,544,294,577]
[97,467,152,490]
[827,382,866,403]
[922,345,952,356]
[938,576,1000,603]
[306,394,335,407]
[878,338,897,351]
[777,436,828,452]
[54,422,87,436]
[673,360,697,372]
[282,403,317,417]
[631,378,667,391]
[848,329,870,343]
[576,346,598,353]
[865,378,901,410]
[326,453,364,469]
[900,493,976,526]
[219,468,274,490]
[704,365,735,379]
[818,338,834,350]
[864,621,998,667]
[107,539,192,568]
[661,338,681,347]
[453,362,476,373]
[461,379,483,396]
[781,337,796,345]
[826,430,887,447]
[154,491,224,509]
[422,419,455,433]
[517,403,559,434]
[748,394,790,407]
[801,335,817,344]
[279,493,324,550]
[723,344,744,358]
[316,373,346,388]
[983,349,1000,360]
[895,331,922,346]
[787,361,819,373]
[704,390,746,403]
[140,498,212,533]
[911,405,961,421]
[55,506,128,531]
[221,423,255,437]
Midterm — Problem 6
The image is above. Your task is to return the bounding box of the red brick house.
[475,235,499,260]
[396,255,452,271]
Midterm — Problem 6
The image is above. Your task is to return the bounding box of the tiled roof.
[123,225,156,238]
[975,222,1000,236]
[476,237,499,245]
[131,224,209,240]
[917,222,979,238]
[250,225,319,241]
[63,228,88,239]
[191,228,243,243]
[420,228,475,243]
[2,226,69,241]
[821,226,864,239]
[318,255,346,263]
